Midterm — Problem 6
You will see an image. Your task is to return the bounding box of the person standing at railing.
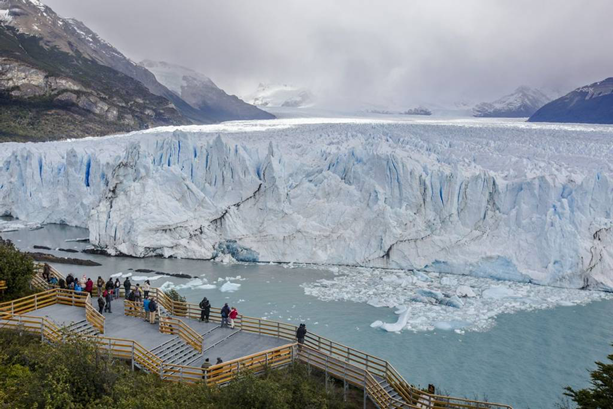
[96,276,104,297]
[296,323,307,346]
[199,297,211,322]
[220,303,230,327]
[123,277,131,299]
[105,278,114,295]
[74,281,83,293]
[134,284,143,303]
[42,263,51,282]
[201,358,212,380]
[113,278,121,299]
[142,280,151,299]
[229,307,238,329]
[85,278,93,296]
[149,298,157,324]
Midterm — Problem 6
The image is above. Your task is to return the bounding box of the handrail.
[159,316,203,353]
[0,280,6,291]
[4,283,513,408]
[84,293,105,334]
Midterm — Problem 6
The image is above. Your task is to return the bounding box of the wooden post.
[363,389,367,409]
[131,343,135,371]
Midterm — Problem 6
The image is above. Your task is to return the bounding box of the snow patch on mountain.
[473,86,551,118]
[246,83,314,108]
[0,118,612,290]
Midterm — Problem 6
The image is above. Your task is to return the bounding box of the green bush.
[164,288,186,303]
[565,343,613,408]
[0,330,360,409]
[0,238,35,301]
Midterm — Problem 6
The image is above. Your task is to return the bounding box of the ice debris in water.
[302,267,613,333]
[220,282,241,293]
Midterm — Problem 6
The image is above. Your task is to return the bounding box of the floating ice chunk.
[216,254,236,264]
[122,272,132,278]
[417,288,444,301]
[367,298,396,308]
[110,272,122,278]
[197,284,217,290]
[434,321,469,331]
[220,282,241,293]
[439,295,464,309]
[482,286,517,299]
[131,276,149,281]
[159,281,175,291]
[456,285,476,298]
[375,306,411,333]
[329,267,339,273]
[175,278,206,290]
[414,271,431,282]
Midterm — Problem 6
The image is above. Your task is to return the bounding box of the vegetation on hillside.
[0,237,35,301]
[0,330,363,409]
[564,344,613,408]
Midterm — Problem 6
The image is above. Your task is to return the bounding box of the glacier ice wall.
[1,119,612,289]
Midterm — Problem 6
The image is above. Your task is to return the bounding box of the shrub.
[565,343,613,408]
[164,288,186,303]
[0,237,35,301]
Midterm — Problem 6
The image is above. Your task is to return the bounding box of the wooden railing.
[3,283,512,408]
[84,293,105,334]
[0,314,63,343]
[159,316,203,353]
[124,300,144,318]
[32,263,65,290]
[205,343,297,386]
[0,280,7,291]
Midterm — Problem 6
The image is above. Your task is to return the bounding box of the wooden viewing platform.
[0,265,513,409]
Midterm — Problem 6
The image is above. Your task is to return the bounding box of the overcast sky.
[45,0,613,108]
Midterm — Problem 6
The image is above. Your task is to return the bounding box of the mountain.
[0,0,195,141]
[140,60,273,122]
[528,78,613,124]
[246,83,314,108]
[1,120,612,290]
[473,86,551,118]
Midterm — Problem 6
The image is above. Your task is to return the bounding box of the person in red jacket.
[85,278,94,295]
[229,307,238,329]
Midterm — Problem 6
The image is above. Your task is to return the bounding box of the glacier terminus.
[1,117,612,291]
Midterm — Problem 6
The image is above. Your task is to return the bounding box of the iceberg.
[0,118,612,289]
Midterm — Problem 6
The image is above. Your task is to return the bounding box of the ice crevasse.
[0,119,612,290]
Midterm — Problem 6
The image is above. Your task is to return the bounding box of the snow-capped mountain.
[246,83,314,108]
[1,119,612,291]
[529,77,613,124]
[473,86,551,118]
[140,60,274,121]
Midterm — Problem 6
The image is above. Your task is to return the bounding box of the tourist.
[42,263,51,282]
[220,303,230,327]
[127,289,136,302]
[85,278,93,295]
[142,280,150,299]
[66,274,74,288]
[123,277,131,298]
[229,307,238,329]
[74,281,82,293]
[97,295,105,314]
[143,296,150,321]
[58,278,66,289]
[49,276,58,286]
[134,284,142,303]
[105,278,114,294]
[296,323,307,345]
[104,289,112,313]
[216,357,223,365]
[416,385,436,408]
[113,278,121,299]
[149,297,157,324]
[199,297,211,322]
[96,276,104,296]
[201,358,211,380]
[81,274,87,287]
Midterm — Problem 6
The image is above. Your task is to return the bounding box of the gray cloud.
[44,0,613,107]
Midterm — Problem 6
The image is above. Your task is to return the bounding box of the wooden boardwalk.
[27,300,288,364]
[0,265,513,409]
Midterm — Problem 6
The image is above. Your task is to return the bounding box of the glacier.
[0,117,612,289]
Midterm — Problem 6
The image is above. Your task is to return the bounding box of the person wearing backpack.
[220,303,230,327]
[143,297,151,321]
[123,277,131,299]
[199,297,211,322]
[103,289,112,313]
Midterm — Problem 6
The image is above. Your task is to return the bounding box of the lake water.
[3,223,613,408]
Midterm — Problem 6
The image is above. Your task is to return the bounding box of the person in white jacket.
[142,280,151,299]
